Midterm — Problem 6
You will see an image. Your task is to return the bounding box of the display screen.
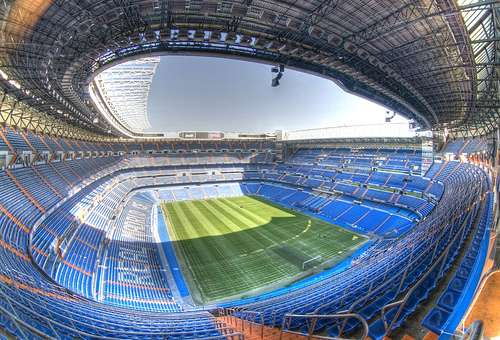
[179,131,224,139]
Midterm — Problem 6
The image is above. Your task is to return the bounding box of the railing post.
[279,314,287,340]
[307,317,318,340]
[280,313,368,340]
[438,246,450,278]
[240,311,244,334]
[260,312,264,339]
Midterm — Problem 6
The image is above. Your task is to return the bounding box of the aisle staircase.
[32,166,64,199]
[5,169,45,213]
[431,162,447,181]
[0,128,17,165]
[19,131,37,154]
[48,162,75,187]
[63,162,83,182]
[39,135,54,153]
[216,309,308,340]
[215,308,368,339]
[0,128,15,154]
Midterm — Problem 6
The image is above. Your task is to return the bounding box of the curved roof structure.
[0,0,498,139]
[92,57,159,136]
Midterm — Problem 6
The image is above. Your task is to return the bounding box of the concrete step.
[216,316,308,340]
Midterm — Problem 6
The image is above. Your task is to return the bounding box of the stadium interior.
[0,1,499,340]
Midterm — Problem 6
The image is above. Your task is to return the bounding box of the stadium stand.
[442,137,490,158]
[1,0,498,336]
[288,147,422,173]
[0,125,495,339]
[422,193,494,338]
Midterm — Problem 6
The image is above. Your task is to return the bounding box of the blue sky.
[147,56,410,133]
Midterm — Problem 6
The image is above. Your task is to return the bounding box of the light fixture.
[271,64,285,87]
[0,69,8,80]
[9,79,21,89]
[385,111,396,122]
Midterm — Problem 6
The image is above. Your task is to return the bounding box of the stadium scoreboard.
[178,131,277,140]
[179,132,225,140]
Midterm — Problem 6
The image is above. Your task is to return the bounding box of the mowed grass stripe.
[186,200,258,291]
[196,200,259,256]
[161,195,367,303]
[165,203,206,293]
[219,197,268,225]
[216,198,282,250]
[218,197,307,249]
[170,202,215,272]
[166,199,287,298]
[174,201,241,296]
[210,199,279,250]
[199,199,267,285]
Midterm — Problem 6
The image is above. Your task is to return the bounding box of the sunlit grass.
[161,195,367,303]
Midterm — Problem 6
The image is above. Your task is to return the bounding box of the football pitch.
[161,195,367,304]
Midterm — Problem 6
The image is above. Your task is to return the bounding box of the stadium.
[0,1,498,339]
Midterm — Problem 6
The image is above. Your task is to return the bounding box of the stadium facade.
[0,1,498,340]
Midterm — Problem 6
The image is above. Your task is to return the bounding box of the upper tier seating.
[442,137,489,157]
[289,147,422,173]
[442,139,466,155]
[0,126,275,157]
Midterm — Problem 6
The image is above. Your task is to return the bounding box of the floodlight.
[385,111,396,122]
[270,65,285,87]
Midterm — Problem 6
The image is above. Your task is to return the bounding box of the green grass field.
[161,195,367,304]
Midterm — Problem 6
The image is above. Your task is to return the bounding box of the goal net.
[302,255,322,270]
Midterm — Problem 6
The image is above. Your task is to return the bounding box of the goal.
[302,255,322,270]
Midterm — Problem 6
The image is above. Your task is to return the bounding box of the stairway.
[0,203,30,233]
[39,135,54,153]
[432,162,448,181]
[5,169,45,213]
[32,166,64,199]
[62,161,83,182]
[48,162,75,187]
[50,136,65,151]
[20,131,37,154]
[216,315,308,340]
[457,140,470,155]
[0,128,15,154]
[353,209,371,226]
[0,128,17,165]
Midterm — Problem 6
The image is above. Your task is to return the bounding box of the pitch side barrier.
[156,209,191,298]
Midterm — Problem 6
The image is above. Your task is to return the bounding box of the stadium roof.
[92,57,160,136]
[0,0,498,139]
